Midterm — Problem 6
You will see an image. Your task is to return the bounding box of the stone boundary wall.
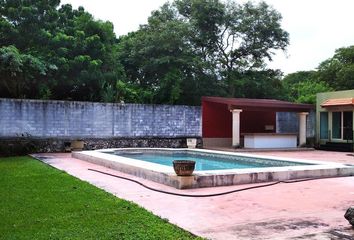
[0,98,201,138]
[0,137,202,157]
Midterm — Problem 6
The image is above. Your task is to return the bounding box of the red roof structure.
[202,96,314,112]
[321,98,354,107]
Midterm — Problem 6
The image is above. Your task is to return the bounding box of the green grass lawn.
[0,156,201,240]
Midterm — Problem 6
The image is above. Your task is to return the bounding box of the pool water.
[113,151,310,171]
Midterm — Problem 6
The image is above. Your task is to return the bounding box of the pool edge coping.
[72,148,354,189]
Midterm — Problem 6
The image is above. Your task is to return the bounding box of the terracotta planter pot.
[173,160,196,176]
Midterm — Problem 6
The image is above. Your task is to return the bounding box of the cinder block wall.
[0,98,201,138]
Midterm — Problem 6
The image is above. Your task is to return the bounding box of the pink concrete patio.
[32,150,354,240]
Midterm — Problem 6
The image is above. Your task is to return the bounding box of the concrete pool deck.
[32,150,354,240]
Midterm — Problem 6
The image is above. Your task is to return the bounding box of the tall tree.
[175,0,289,96]
[317,45,354,90]
[118,4,222,105]
[118,0,289,104]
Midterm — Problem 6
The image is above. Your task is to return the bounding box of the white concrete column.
[230,109,242,147]
[298,112,309,147]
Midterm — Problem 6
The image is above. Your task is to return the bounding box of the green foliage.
[232,69,286,99]
[0,156,202,239]
[0,0,289,104]
[282,71,333,104]
[293,81,333,104]
[0,0,124,101]
[118,0,289,104]
[281,45,354,104]
[0,45,49,98]
[118,9,212,105]
[317,45,354,90]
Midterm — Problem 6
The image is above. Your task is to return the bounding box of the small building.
[202,97,314,149]
[316,89,354,151]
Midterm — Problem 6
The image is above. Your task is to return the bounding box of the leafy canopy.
[1,0,291,104]
[282,71,333,104]
[0,0,123,101]
[119,0,289,104]
[281,45,354,104]
[317,45,354,90]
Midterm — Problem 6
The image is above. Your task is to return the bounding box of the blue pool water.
[112,151,310,171]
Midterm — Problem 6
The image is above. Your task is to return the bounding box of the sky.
[61,0,354,75]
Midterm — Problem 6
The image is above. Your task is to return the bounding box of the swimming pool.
[111,150,310,171]
[72,148,354,189]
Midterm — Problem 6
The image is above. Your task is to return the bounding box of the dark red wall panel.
[202,99,276,138]
[202,100,232,138]
[240,111,276,133]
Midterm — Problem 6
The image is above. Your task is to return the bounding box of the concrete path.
[32,151,354,240]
